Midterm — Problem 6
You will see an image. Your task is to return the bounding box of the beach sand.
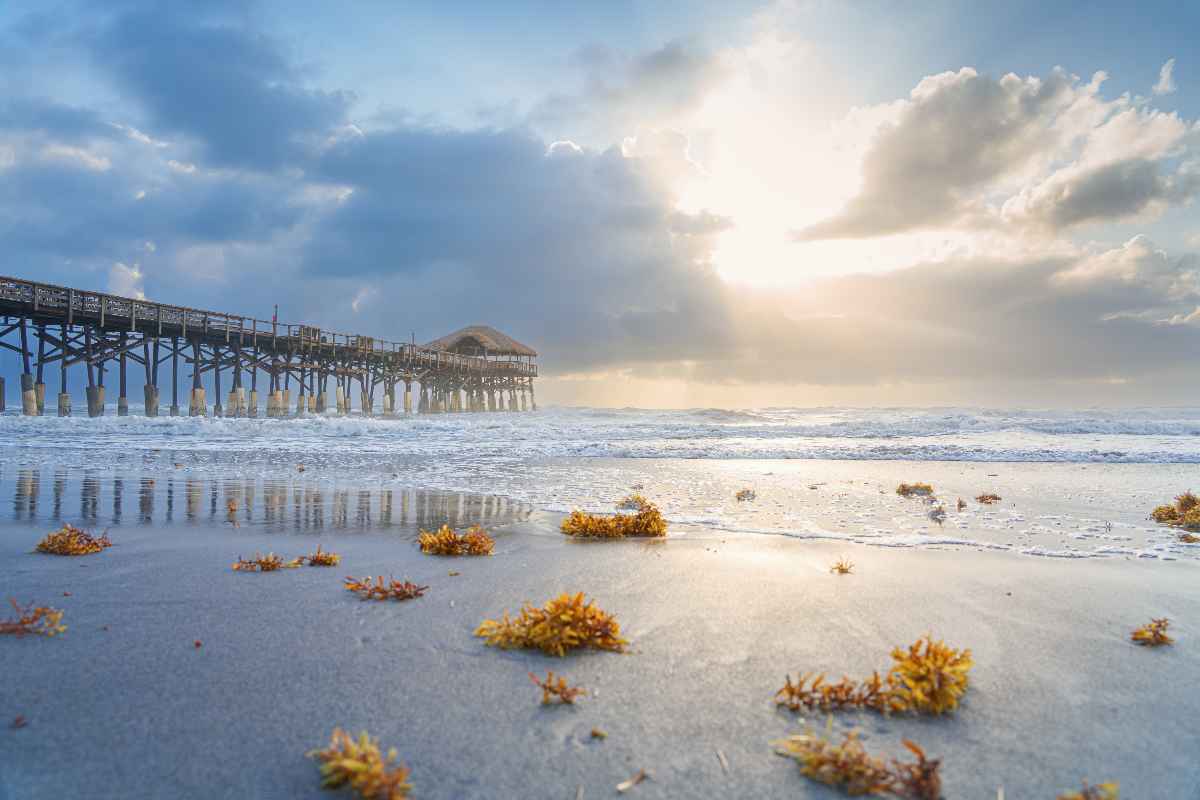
[2,467,1199,799]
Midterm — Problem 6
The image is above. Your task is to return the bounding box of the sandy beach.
[3,461,1199,798]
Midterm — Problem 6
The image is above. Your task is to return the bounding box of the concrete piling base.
[316,392,327,414]
[335,388,345,415]
[58,392,71,417]
[360,391,371,416]
[248,391,258,418]
[35,383,45,415]
[86,386,105,418]
[170,404,180,417]
[227,391,240,417]
[307,394,316,414]
[189,388,206,417]
[296,394,306,417]
[0,376,4,413]
[404,389,412,414]
[118,396,129,416]
[144,385,159,417]
[21,373,37,416]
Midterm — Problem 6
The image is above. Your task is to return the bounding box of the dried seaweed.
[231,552,301,572]
[1130,618,1173,647]
[830,558,855,575]
[590,727,607,740]
[776,635,971,717]
[774,727,944,799]
[35,524,112,556]
[302,545,341,567]
[307,727,411,800]
[890,740,942,800]
[736,488,756,502]
[417,524,495,556]
[529,670,585,704]
[560,500,667,538]
[975,493,1001,504]
[774,728,893,796]
[896,483,934,498]
[1056,782,1119,800]
[927,506,947,526]
[775,672,902,714]
[888,634,973,714]
[0,599,66,637]
[1149,491,1200,532]
[475,592,627,656]
[956,498,966,512]
[343,576,428,602]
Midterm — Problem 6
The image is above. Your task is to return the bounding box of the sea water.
[2,405,1199,559]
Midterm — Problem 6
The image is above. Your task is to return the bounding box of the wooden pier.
[0,275,537,418]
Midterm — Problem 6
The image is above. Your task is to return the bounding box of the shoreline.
[2,492,1199,798]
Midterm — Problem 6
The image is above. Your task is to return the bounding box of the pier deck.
[0,275,536,417]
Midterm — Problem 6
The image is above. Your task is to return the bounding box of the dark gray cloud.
[91,6,353,170]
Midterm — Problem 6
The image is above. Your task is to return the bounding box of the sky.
[2,0,1199,407]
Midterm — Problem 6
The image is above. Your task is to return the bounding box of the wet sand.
[2,484,1199,799]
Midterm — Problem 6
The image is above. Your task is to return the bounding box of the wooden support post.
[296,366,307,417]
[118,332,129,416]
[143,339,158,417]
[248,348,258,418]
[213,347,224,417]
[189,340,205,417]
[316,370,328,414]
[84,327,104,417]
[19,318,36,416]
[58,323,70,416]
[170,337,180,416]
[35,324,46,415]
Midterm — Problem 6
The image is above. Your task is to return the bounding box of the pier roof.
[425,325,537,357]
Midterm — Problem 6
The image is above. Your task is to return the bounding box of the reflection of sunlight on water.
[5,466,531,536]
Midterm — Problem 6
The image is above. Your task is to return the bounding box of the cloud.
[530,39,727,146]
[1154,58,1177,95]
[796,67,1198,240]
[90,7,353,170]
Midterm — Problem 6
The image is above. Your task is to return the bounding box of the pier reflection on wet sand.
[6,466,531,535]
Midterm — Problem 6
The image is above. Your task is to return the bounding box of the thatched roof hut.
[425,325,537,358]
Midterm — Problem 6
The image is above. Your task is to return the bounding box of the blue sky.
[1,1,1198,405]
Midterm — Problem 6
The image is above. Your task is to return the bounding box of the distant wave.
[2,405,1200,464]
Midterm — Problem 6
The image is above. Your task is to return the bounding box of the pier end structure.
[0,276,537,418]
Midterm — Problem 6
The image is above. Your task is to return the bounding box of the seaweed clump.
[1130,618,1173,647]
[1057,782,1119,800]
[417,524,494,556]
[529,670,585,704]
[896,483,934,498]
[774,727,944,799]
[308,728,411,800]
[343,576,428,602]
[736,488,756,502]
[776,634,973,716]
[1150,491,1200,535]
[0,599,66,637]
[35,524,112,556]
[232,552,301,572]
[830,558,854,575]
[560,499,667,539]
[302,545,341,567]
[773,728,892,796]
[475,592,627,656]
[975,493,1001,504]
[888,634,974,714]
